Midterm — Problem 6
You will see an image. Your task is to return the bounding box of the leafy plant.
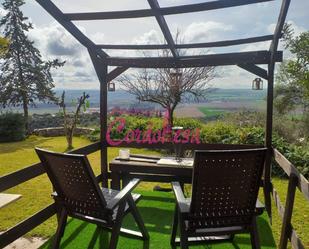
[0,112,25,142]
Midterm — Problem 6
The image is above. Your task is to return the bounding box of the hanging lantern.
[108,81,115,92]
[252,78,263,90]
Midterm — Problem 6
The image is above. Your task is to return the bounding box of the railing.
[273,149,309,249]
[0,142,308,249]
[0,142,101,248]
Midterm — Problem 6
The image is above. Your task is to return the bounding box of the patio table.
[109,154,193,190]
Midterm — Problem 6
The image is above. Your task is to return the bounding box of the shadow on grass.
[139,194,175,203]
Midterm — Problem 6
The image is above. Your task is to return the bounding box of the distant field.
[198,107,226,119]
[175,99,266,121]
[0,88,267,115]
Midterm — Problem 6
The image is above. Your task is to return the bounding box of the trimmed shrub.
[0,112,26,142]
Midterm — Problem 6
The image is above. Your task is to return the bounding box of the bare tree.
[117,33,215,127]
[58,91,89,150]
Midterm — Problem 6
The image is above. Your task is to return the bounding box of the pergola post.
[264,63,274,221]
[88,50,109,187]
[264,0,291,221]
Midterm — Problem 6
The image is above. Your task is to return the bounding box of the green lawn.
[0,136,159,237]
[0,136,308,248]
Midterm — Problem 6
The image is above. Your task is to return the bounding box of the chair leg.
[52,208,67,249]
[250,217,261,249]
[109,202,126,249]
[178,213,189,249]
[170,204,178,246]
[127,195,149,240]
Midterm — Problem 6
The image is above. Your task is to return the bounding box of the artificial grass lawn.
[39,190,276,249]
[0,136,308,248]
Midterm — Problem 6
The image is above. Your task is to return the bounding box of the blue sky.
[0,0,308,89]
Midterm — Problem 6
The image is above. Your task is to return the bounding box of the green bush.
[87,115,309,179]
[199,122,238,144]
[280,145,309,178]
[0,112,26,142]
[174,118,203,130]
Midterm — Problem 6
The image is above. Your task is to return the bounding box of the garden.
[1,0,309,248]
[1,113,309,248]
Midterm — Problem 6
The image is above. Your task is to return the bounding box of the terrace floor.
[39,190,276,249]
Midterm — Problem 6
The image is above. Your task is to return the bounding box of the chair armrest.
[255,199,265,215]
[171,182,190,213]
[106,178,140,210]
[256,199,265,209]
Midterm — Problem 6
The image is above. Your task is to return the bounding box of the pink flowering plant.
[106,109,201,146]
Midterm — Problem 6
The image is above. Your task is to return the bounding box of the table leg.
[180,182,185,191]
[111,171,121,190]
[122,174,130,188]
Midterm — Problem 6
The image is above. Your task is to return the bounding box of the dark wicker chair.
[35,148,149,249]
[171,148,267,249]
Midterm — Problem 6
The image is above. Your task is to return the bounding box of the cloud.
[132,29,162,45]
[26,22,98,87]
[29,22,82,58]
[184,21,233,43]
[0,7,7,17]
[240,41,271,52]
[72,59,85,67]
[47,40,80,56]
[89,32,106,44]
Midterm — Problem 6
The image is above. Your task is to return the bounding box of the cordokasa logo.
[106,117,201,146]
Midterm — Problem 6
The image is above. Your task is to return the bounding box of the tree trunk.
[66,129,73,151]
[22,95,29,133]
[168,107,174,128]
[170,105,177,128]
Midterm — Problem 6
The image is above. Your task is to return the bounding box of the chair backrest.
[35,148,108,219]
[189,148,267,229]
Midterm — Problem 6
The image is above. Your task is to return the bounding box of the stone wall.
[32,127,95,137]
[29,113,100,132]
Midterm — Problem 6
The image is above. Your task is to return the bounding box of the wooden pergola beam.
[96,35,275,50]
[270,0,291,56]
[147,0,177,57]
[107,67,129,82]
[65,0,274,21]
[237,64,268,80]
[104,51,282,68]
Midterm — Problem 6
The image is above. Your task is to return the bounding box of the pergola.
[5,1,309,249]
[35,0,290,219]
